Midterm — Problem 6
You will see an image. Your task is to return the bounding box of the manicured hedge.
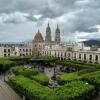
[57,72,80,85]
[56,61,98,70]
[9,76,57,100]
[9,76,95,100]
[39,56,58,63]
[0,60,16,72]
[30,73,49,85]
[9,56,32,61]
[81,71,100,91]
[55,81,95,100]
[11,67,49,85]
[11,67,38,77]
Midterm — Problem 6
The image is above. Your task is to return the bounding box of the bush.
[30,73,49,85]
[57,72,80,85]
[55,81,95,100]
[11,67,38,77]
[81,71,100,91]
[9,76,57,100]
[9,56,32,61]
[0,60,16,72]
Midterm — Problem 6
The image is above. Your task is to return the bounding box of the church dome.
[34,30,44,42]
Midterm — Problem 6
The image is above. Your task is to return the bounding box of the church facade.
[32,23,61,55]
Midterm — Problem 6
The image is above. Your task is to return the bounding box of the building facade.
[42,44,100,63]
[0,44,32,57]
[32,23,61,55]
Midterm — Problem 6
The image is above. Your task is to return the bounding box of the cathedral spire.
[45,22,51,43]
[48,21,50,27]
[55,24,61,44]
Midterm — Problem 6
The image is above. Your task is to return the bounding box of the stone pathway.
[0,80,22,100]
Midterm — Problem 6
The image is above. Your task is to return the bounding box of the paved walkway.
[0,80,22,100]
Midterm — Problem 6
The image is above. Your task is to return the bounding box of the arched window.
[84,54,86,60]
[74,53,76,58]
[61,52,63,56]
[65,52,66,57]
[67,53,71,58]
[55,51,56,56]
[95,55,98,61]
[58,52,59,57]
[50,51,51,55]
[89,55,92,60]
[79,54,81,59]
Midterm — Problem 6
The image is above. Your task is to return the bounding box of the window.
[58,52,59,57]
[84,54,86,60]
[50,51,51,55]
[55,52,56,56]
[67,53,71,58]
[89,55,92,60]
[4,54,6,57]
[8,49,10,52]
[30,53,31,55]
[74,53,76,58]
[4,49,6,52]
[8,54,10,57]
[95,55,98,61]
[26,49,28,52]
[79,54,81,59]
[61,52,63,56]
[30,49,31,51]
[65,52,66,57]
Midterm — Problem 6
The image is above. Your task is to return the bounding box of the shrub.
[81,71,100,91]
[57,72,80,85]
[30,73,49,85]
[9,56,32,61]
[0,60,16,72]
[9,76,57,100]
[11,67,38,77]
[55,81,95,100]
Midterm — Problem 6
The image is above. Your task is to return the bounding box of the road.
[0,80,22,100]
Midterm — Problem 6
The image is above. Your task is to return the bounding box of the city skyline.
[0,0,100,42]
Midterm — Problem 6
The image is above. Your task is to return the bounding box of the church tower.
[55,24,61,44]
[45,23,51,43]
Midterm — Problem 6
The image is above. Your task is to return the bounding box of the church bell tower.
[45,23,51,43]
[55,24,61,44]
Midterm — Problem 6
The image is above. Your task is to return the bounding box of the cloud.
[0,0,100,42]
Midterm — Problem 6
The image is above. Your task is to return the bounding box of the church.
[32,23,61,55]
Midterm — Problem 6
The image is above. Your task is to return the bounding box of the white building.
[42,43,100,64]
[0,44,32,57]
[0,46,12,57]
[13,46,32,56]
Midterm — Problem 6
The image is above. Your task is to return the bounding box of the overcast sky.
[0,0,100,42]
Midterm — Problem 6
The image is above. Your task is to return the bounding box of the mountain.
[83,40,100,46]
